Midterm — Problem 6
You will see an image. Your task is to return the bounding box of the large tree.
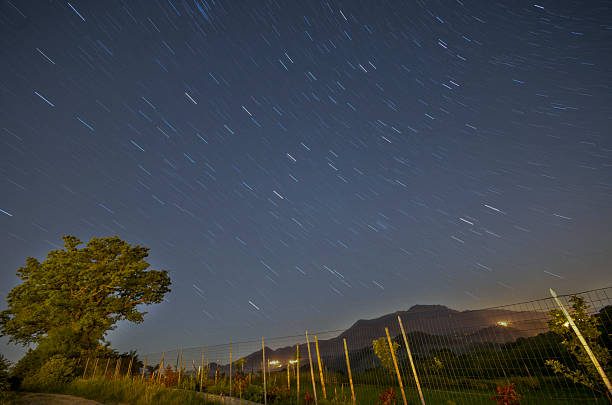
[0,235,171,352]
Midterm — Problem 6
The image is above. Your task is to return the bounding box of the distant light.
[289,360,298,364]
[497,321,509,327]
[563,321,570,328]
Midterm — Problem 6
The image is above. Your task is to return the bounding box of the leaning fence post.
[315,335,327,399]
[103,358,110,378]
[386,327,408,405]
[82,357,90,378]
[398,315,426,405]
[550,288,612,397]
[114,357,122,379]
[92,358,99,378]
[306,331,319,405]
[343,338,356,405]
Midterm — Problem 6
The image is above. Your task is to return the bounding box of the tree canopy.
[0,235,171,351]
[546,295,611,399]
[372,337,399,375]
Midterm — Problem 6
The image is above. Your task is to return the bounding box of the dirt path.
[18,393,107,405]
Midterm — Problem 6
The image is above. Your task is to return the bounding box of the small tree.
[546,295,611,402]
[234,357,246,372]
[373,337,399,375]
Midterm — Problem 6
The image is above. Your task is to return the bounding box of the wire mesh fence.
[81,287,612,404]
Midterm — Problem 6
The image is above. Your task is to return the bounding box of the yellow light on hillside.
[496,321,509,327]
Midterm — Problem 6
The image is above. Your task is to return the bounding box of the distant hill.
[212,305,548,372]
[229,303,549,373]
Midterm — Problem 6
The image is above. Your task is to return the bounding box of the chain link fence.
[81,287,612,404]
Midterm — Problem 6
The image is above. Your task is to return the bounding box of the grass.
[18,371,610,405]
[199,371,609,405]
[39,376,221,405]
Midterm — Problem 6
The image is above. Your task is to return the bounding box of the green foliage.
[0,235,170,381]
[233,357,246,371]
[1,235,171,348]
[597,306,612,351]
[546,295,611,397]
[11,327,89,381]
[20,355,78,392]
[0,354,12,403]
[62,376,219,405]
[243,382,264,402]
[372,337,399,375]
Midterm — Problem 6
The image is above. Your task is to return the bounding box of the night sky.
[1,0,611,361]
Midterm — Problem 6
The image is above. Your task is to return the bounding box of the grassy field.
[211,369,609,405]
[347,384,607,405]
[194,371,609,405]
[25,377,221,405]
[12,374,609,405]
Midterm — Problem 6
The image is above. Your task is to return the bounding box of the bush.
[243,383,263,402]
[63,377,219,405]
[0,354,16,404]
[21,355,78,391]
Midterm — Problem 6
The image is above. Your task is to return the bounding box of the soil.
[17,393,108,405]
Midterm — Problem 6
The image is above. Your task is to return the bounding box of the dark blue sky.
[1,0,611,361]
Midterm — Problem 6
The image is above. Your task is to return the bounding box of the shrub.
[303,391,315,404]
[491,382,520,405]
[21,355,78,392]
[0,354,14,404]
[243,383,263,402]
[377,387,397,405]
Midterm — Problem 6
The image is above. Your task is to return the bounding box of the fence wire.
[82,287,612,404]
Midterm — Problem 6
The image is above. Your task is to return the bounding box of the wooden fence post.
[306,331,319,405]
[158,352,165,384]
[297,344,300,404]
[386,327,407,405]
[200,344,204,392]
[343,338,356,405]
[178,348,183,387]
[262,337,267,405]
[92,358,99,378]
[82,357,90,378]
[229,342,233,397]
[114,358,121,379]
[398,315,426,405]
[315,335,326,399]
[127,356,134,378]
[103,358,110,378]
[142,356,147,380]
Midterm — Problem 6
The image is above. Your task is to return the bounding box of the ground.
[17,393,107,405]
